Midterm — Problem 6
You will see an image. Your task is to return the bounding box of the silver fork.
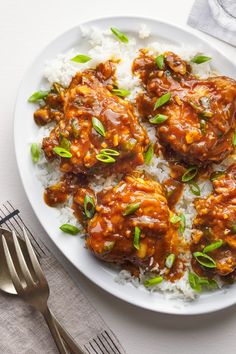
[2,228,83,354]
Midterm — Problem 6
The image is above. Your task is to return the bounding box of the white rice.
[33,24,235,301]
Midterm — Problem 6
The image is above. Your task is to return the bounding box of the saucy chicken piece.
[41,61,149,175]
[86,174,186,279]
[133,51,236,165]
[191,164,236,277]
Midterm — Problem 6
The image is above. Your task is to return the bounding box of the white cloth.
[188,0,236,46]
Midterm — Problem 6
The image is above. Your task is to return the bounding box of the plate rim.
[14,15,236,315]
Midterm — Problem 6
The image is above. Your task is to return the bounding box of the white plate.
[14,16,236,315]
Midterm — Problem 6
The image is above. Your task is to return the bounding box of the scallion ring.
[203,240,223,253]
[60,224,80,235]
[112,88,130,97]
[193,251,216,268]
[165,254,176,269]
[155,54,164,70]
[144,276,163,287]
[31,143,40,163]
[100,148,120,156]
[53,147,72,158]
[92,117,106,137]
[144,143,154,166]
[28,90,49,103]
[96,154,116,163]
[181,166,198,182]
[123,202,141,216]
[149,114,168,124]
[110,27,129,43]
[189,182,201,196]
[84,194,95,219]
[133,226,141,250]
[154,92,171,110]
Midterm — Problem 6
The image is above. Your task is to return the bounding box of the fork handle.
[42,307,69,354]
[51,312,84,354]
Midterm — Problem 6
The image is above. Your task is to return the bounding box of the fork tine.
[2,235,24,294]
[12,230,35,286]
[22,228,47,286]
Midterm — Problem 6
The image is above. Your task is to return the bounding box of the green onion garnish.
[110,27,129,43]
[123,202,141,216]
[96,154,116,163]
[188,272,201,292]
[149,114,168,124]
[53,147,72,158]
[200,96,210,109]
[28,90,49,103]
[165,254,176,269]
[189,182,201,196]
[92,117,106,137]
[100,148,120,156]
[181,166,198,182]
[103,241,115,251]
[133,226,141,250]
[193,251,216,268]
[179,214,186,234]
[191,55,211,64]
[154,92,171,110]
[31,143,40,163]
[155,54,164,70]
[72,119,80,138]
[203,240,223,253]
[200,119,207,135]
[231,225,236,234]
[210,170,225,182]
[60,137,71,151]
[60,224,80,235]
[144,276,163,287]
[233,131,236,146]
[170,214,181,224]
[84,194,95,219]
[144,143,154,165]
[112,89,130,97]
[71,54,91,63]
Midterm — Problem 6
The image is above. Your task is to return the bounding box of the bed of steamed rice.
[32,24,236,301]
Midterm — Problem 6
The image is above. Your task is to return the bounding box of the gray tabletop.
[1,0,236,353]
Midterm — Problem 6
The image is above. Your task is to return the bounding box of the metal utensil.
[0,227,84,354]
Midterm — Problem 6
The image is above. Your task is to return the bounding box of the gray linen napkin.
[0,201,126,354]
[188,0,236,46]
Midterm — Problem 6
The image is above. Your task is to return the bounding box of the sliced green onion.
[28,90,49,103]
[170,214,181,224]
[96,154,116,163]
[133,226,141,250]
[144,143,154,165]
[31,143,40,163]
[123,202,141,216]
[60,224,80,235]
[233,131,236,146]
[200,119,207,135]
[100,148,120,156]
[210,170,225,182]
[110,27,129,43]
[193,251,216,268]
[92,117,106,137]
[179,214,186,234]
[53,147,72,158]
[154,92,171,110]
[231,224,236,234]
[112,88,130,97]
[103,241,115,251]
[188,272,201,292]
[201,110,214,118]
[60,137,71,151]
[71,54,91,63]
[84,194,95,219]
[72,119,80,138]
[191,55,211,64]
[189,182,201,196]
[155,54,164,70]
[189,272,218,292]
[181,166,198,182]
[144,276,163,287]
[203,240,223,253]
[165,254,176,269]
[149,114,168,124]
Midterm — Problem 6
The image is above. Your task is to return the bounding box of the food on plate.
[30,25,236,299]
[86,173,187,280]
[191,164,236,278]
[37,62,148,175]
[133,51,236,165]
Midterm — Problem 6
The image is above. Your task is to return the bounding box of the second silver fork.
[2,228,84,354]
